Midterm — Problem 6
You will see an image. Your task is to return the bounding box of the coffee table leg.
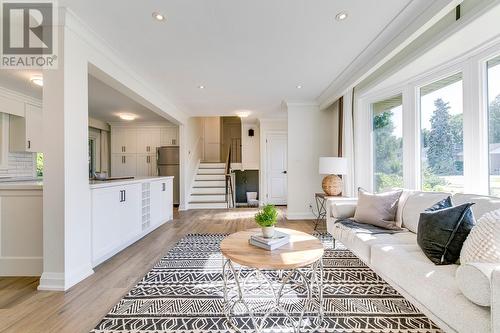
[222,257,324,332]
[222,258,260,332]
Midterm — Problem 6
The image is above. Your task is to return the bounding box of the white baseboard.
[0,257,43,276]
[66,264,94,290]
[38,272,65,291]
[286,212,316,220]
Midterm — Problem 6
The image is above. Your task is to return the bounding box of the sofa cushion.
[330,222,415,263]
[461,208,500,264]
[395,189,415,228]
[402,191,451,233]
[453,193,500,220]
[417,202,475,265]
[354,188,402,230]
[456,262,498,307]
[371,244,490,333]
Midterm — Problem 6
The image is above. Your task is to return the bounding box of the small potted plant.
[255,204,278,238]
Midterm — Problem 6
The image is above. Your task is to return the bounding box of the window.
[372,94,403,192]
[36,153,43,177]
[488,55,500,196]
[420,73,464,193]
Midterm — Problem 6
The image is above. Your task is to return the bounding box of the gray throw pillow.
[354,188,403,230]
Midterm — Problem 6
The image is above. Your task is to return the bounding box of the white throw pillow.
[456,263,496,306]
[460,208,500,264]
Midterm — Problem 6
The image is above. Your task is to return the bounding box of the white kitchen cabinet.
[0,94,24,117]
[111,128,137,154]
[150,178,173,227]
[136,154,157,177]
[160,127,179,146]
[91,183,142,266]
[9,103,43,152]
[136,129,160,154]
[111,154,137,177]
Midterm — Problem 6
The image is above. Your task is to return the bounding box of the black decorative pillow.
[417,200,475,265]
[425,196,453,212]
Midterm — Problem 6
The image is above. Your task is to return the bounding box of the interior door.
[266,133,287,205]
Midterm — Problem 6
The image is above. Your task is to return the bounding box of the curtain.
[342,88,356,197]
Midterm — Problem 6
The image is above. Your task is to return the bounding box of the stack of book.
[249,230,290,251]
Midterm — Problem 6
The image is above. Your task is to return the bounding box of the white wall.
[241,120,259,170]
[286,103,337,219]
[259,118,287,206]
[179,117,204,210]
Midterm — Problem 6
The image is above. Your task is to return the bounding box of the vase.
[261,226,275,238]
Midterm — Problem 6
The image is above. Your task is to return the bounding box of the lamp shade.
[319,157,348,175]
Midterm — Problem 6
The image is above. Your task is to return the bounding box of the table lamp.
[319,157,348,196]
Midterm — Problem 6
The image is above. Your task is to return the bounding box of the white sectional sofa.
[326,191,500,333]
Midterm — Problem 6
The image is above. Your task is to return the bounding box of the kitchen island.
[90,176,174,266]
[0,179,43,276]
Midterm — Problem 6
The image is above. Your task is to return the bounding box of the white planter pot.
[261,226,275,238]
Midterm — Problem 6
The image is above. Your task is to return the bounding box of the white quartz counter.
[89,176,174,189]
[0,180,43,190]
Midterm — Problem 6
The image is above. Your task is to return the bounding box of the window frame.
[355,39,500,195]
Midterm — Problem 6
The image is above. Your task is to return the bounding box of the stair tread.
[191,193,225,196]
[189,201,226,204]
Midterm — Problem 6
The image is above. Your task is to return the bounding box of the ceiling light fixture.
[335,11,348,21]
[30,76,43,87]
[152,12,165,21]
[118,113,137,121]
[296,85,303,89]
[198,85,205,89]
[236,111,250,118]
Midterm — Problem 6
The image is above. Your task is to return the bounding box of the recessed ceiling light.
[198,85,205,89]
[296,85,303,89]
[30,76,43,87]
[118,113,137,121]
[236,111,250,118]
[152,12,165,21]
[335,11,348,21]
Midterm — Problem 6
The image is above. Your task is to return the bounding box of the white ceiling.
[59,0,436,118]
[88,75,173,124]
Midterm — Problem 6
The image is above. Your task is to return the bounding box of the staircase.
[189,162,228,209]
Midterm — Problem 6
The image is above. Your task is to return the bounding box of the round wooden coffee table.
[220,228,324,333]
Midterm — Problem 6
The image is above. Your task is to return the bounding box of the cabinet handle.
[162,183,166,191]
[124,156,126,163]
[119,190,124,202]
[147,146,150,152]
[123,190,126,202]
[27,140,31,149]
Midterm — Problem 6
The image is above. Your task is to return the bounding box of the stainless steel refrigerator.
[157,146,180,205]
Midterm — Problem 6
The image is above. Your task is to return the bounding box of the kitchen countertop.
[0,179,43,190]
[89,176,174,189]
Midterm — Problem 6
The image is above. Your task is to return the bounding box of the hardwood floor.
[0,208,318,333]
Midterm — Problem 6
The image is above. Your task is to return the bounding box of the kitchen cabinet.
[0,94,24,117]
[90,177,173,267]
[111,154,137,177]
[136,129,160,154]
[136,154,157,177]
[150,178,173,227]
[160,127,179,146]
[111,128,137,154]
[91,183,142,266]
[9,103,43,152]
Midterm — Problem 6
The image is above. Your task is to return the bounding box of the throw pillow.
[456,262,498,307]
[425,196,453,211]
[460,208,500,264]
[353,188,402,230]
[417,202,475,265]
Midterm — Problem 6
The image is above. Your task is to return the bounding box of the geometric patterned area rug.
[92,233,443,333]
